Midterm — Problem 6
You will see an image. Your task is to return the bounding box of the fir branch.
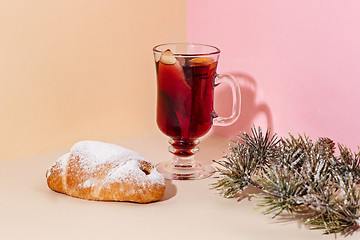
[254,163,305,217]
[239,126,280,163]
[211,127,278,197]
[212,144,258,198]
[211,126,360,236]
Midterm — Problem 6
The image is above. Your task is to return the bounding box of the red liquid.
[156,57,217,156]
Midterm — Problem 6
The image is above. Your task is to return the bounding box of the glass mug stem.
[153,43,241,180]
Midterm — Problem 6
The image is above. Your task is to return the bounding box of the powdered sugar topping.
[78,179,94,188]
[71,141,147,166]
[106,159,165,186]
[47,153,69,177]
[70,141,165,186]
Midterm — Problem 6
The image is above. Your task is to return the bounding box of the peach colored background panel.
[188,0,360,151]
[0,0,187,161]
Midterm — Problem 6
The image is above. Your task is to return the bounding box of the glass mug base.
[156,157,215,180]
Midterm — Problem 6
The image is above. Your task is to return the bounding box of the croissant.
[46,141,165,203]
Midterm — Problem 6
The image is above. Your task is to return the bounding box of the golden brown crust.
[46,142,165,203]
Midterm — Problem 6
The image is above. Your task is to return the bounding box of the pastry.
[46,141,165,203]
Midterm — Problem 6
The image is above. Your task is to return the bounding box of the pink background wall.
[188,0,360,151]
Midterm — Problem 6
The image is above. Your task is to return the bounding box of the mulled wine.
[156,52,217,156]
[153,43,241,180]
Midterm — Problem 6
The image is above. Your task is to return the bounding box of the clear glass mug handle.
[213,74,241,126]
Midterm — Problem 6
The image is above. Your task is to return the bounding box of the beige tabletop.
[0,134,357,240]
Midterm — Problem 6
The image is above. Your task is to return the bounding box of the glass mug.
[153,43,241,180]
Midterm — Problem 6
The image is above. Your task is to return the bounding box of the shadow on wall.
[211,72,274,139]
